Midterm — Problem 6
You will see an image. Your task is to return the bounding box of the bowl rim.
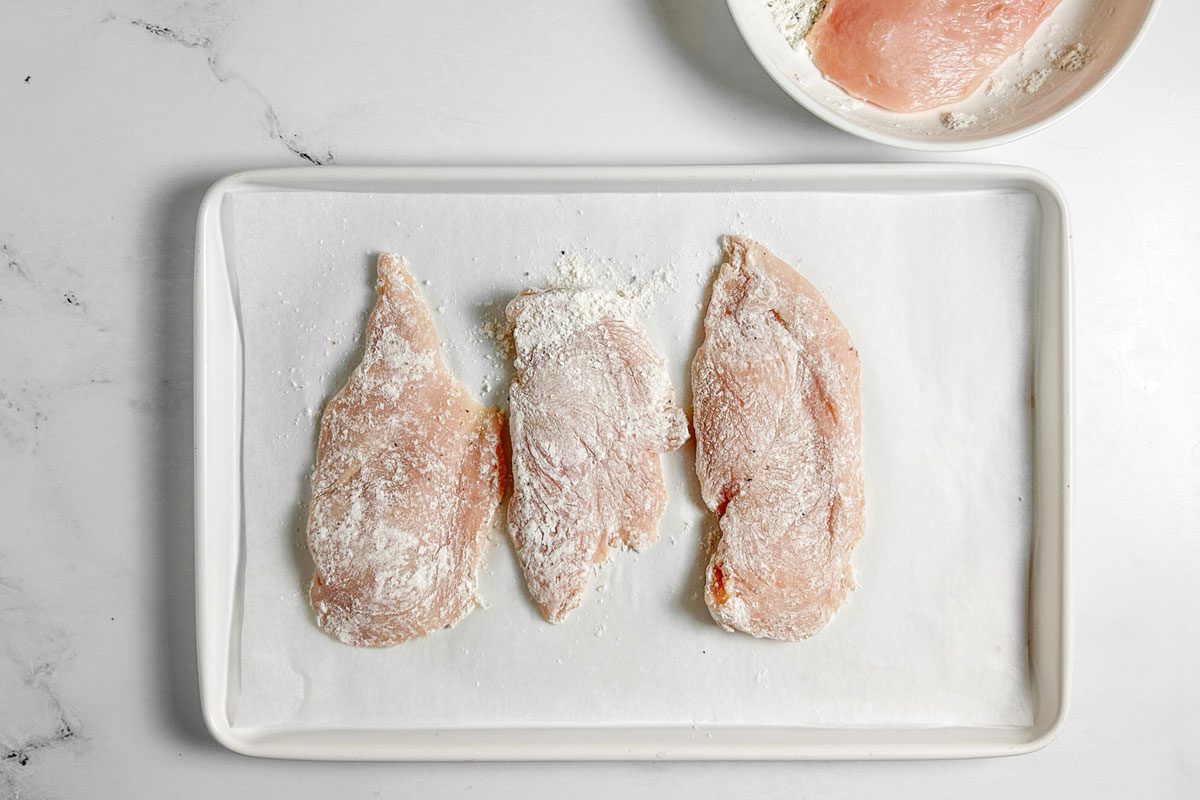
[726,0,1161,152]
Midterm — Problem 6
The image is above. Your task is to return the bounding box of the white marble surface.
[1,0,1196,796]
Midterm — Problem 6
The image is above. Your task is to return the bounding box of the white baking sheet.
[229,189,1036,730]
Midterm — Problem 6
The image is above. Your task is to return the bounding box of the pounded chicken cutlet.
[807,0,1063,112]
[692,236,864,640]
[306,254,505,647]
[506,287,688,623]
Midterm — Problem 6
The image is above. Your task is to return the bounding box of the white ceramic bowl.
[728,0,1158,151]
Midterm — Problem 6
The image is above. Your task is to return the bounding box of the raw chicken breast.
[692,237,864,640]
[506,288,688,623]
[306,254,505,647]
[807,0,1063,112]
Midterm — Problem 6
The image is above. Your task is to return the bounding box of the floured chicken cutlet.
[506,287,688,623]
[692,236,864,640]
[306,254,505,647]
[807,0,1063,112]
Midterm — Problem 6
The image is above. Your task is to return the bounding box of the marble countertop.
[1,1,1196,797]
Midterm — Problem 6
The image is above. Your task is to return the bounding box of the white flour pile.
[469,250,679,401]
[550,251,678,312]
[940,111,977,131]
[1013,40,1091,96]
[1016,68,1052,94]
[1052,42,1092,72]
[763,0,827,50]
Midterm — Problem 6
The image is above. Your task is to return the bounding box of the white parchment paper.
[230,189,1037,729]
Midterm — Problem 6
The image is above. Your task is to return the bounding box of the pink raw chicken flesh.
[306,254,505,647]
[692,237,864,640]
[506,287,688,623]
[807,0,1063,112]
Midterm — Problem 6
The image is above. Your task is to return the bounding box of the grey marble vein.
[0,579,86,791]
[115,13,335,165]
[0,388,47,452]
[3,719,76,769]
[0,241,107,331]
[1,242,31,282]
[128,17,213,49]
